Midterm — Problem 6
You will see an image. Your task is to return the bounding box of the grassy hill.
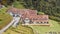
[0,5,34,34]
[0,1,60,34]
[3,19,60,34]
[30,20,60,34]
[3,25,34,34]
[0,7,12,29]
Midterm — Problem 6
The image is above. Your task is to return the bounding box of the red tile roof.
[8,8,37,15]
[7,8,49,22]
[27,15,48,22]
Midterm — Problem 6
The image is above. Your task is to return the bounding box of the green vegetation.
[3,25,34,34]
[30,20,60,34]
[0,1,34,34]
[23,0,60,22]
[0,0,60,34]
[12,1,25,9]
[37,12,45,15]
[5,0,59,22]
[0,7,12,29]
[0,7,8,13]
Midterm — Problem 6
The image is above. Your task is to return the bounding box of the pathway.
[0,17,20,34]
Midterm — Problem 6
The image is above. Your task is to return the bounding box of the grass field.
[30,20,60,34]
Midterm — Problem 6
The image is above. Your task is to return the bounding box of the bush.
[0,19,2,21]
[37,12,45,15]
[12,1,25,9]
[49,16,60,22]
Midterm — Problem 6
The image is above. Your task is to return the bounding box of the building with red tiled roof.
[27,15,48,24]
[7,7,49,25]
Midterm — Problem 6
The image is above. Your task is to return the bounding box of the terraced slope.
[0,7,12,29]
[3,25,34,34]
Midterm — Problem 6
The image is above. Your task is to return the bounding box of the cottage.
[7,7,49,25]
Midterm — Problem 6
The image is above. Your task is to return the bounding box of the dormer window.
[24,18,30,24]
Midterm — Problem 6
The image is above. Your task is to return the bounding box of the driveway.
[0,17,20,34]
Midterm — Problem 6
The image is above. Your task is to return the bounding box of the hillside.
[0,0,60,22]
[21,0,60,22]
[3,25,34,34]
[0,7,12,29]
[0,0,60,34]
[30,20,60,34]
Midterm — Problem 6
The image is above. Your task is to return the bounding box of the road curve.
[0,17,20,34]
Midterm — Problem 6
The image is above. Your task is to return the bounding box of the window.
[16,15,19,17]
[24,18,30,23]
[47,22,48,24]
[13,14,15,17]
[41,22,43,24]
[37,22,39,24]
[44,22,48,24]
[44,22,46,24]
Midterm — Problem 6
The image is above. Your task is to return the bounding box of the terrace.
[0,7,12,30]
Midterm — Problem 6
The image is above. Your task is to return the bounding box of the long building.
[7,7,49,25]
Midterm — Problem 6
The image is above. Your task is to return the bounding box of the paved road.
[0,17,20,34]
[12,17,20,27]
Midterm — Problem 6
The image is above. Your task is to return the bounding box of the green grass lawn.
[30,20,60,34]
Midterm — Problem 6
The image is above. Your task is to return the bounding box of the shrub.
[49,16,60,22]
[37,12,45,15]
[12,1,25,9]
[0,19,2,21]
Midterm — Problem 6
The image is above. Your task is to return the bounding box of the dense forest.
[0,0,60,22]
